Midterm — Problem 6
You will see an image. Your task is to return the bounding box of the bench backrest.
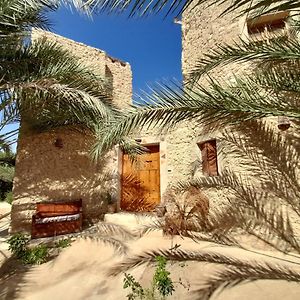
[36,200,82,217]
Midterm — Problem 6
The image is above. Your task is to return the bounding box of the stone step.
[104,212,160,232]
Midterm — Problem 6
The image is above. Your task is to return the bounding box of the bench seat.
[31,200,82,239]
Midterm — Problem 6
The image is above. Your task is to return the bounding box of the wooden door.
[121,145,160,212]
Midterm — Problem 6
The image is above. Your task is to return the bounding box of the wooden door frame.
[117,139,168,213]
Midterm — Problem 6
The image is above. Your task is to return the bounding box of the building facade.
[11,30,132,233]
[11,3,299,234]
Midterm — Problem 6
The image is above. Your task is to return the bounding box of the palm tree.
[88,0,300,154]
[80,0,300,17]
[0,0,122,148]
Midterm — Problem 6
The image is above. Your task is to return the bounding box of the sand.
[1,203,300,300]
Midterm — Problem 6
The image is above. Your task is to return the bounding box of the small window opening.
[247,11,289,41]
[198,139,218,176]
[105,65,113,98]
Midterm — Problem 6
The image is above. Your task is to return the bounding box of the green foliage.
[123,256,175,300]
[0,150,15,201]
[0,180,13,202]
[0,0,120,153]
[22,244,48,265]
[152,256,175,297]
[55,238,71,248]
[123,273,145,300]
[7,233,30,259]
[7,233,48,264]
[4,191,13,204]
[85,0,299,18]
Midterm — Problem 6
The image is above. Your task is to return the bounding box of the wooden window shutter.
[199,140,218,176]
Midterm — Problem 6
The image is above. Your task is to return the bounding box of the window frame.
[198,139,219,177]
[246,11,290,42]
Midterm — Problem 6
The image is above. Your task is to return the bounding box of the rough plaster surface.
[11,30,132,233]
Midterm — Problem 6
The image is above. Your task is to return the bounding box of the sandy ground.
[1,203,300,300]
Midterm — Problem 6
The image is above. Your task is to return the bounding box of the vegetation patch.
[55,238,72,249]
[7,233,73,265]
[123,256,176,300]
[7,233,48,265]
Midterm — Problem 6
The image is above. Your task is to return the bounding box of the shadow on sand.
[0,253,31,300]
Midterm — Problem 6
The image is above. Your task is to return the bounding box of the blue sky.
[50,8,182,93]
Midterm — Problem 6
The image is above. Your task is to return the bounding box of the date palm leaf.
[82,0,300,18]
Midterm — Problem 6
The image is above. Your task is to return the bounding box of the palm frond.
[221,121,300,210]
[136,221,163,237]
[176,168,300,254]
[192,0,300,18]
[86,222,137,240]
[92,122,148,161]
[81,0,193,17]
[0,137,11,153]
[136,216,239,246]
[0,0,96,35]
[0,149,15,183]
[108,248,300,276]
[1,36,116,144]
[196,262,300,300]
[189,37,300,82]
[94,79,300,154]
[108,248,248,276]
[254,61,300,94]
[78,0,300,18]
[0,0,123,146]
[0,164,14,182]
[0,0,55,35]
[79,235,129,254]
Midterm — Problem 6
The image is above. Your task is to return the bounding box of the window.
[105,65,113,98]
[198,140,218,176]
[247,11,290,42]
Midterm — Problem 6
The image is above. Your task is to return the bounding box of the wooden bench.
[31,200,83,239]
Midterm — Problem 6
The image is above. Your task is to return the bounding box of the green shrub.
[23,244,48,265]
[55,238,71,249]
[123,256,175,300]
[7,233,29,259]
[4,191,13,204]
[153,256,175,297]
[7,233,48,264]
[124,273,145,300]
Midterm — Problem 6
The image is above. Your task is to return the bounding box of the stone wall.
[178,1,244,200]
[135,3,242,206]
[179,1,300,236]
[124,3,246,205]
[131,2,299,239]
[11,30,132,233]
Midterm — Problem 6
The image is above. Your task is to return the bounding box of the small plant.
[153,256,175,297]
[7,233,29,259]
[7,233,48,265]
[23,244,48,265]
[123,256,175,300]
[55,238,71,249]
[124,273,145,300]
[4,191,13,204]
